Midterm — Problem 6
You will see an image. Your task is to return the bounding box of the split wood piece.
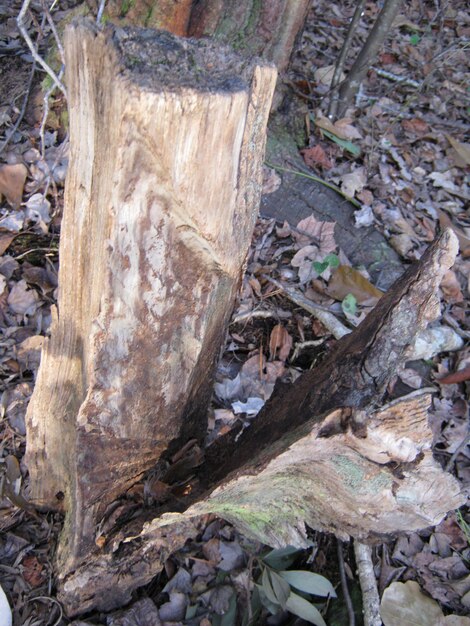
[58,230,464,617]
[24,19,276,573]
[202,228,460,484]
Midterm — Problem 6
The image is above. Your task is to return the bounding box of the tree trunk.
[25,18,276,573]
[96,0,311,73]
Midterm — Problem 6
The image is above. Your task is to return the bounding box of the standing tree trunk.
[25,18,276,574]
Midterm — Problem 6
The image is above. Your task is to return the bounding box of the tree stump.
[25,19,276,572]
[55,230,464,617]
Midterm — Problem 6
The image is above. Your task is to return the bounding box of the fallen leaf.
[158,591,187,622]
[301,145,333,170]
[314,65,342,86]
[0,163,27,209]
[333,118,363,140]
[294,215,336,253]
[21,555,45,587]
[0,231,15,255]
[446,135,470,168]
[380,580,443,626]
[410,327,463,360]
[438,365,470,385]
[402,118,429,135]
[440,269,463,303]
[269,324,293,362]
[262,166,282,194]
[232,397,264,416]
[7,280,39,316]
[437,209,470,255]
[327,266,383,305]
[107,598,161,626]
[339,167,367,198]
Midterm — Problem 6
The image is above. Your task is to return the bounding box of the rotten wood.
[24,19,276,573]
[57,229,464,617]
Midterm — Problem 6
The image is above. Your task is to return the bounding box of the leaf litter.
[0,0,469,624]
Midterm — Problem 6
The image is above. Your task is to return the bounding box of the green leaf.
[279,570,337,598]
[321,128,361,157]
[269,569,291,609]
[185,604,198,619]
[256,583,281,615]
[220,591,237,626]
[261,567,279,606]
[262,546,302,570]
[286,592,327,626]
[342,293,357,316]
[324,253,340,268]
[410,33,420,45]
[313,260,329,274]
[313,253,340,275]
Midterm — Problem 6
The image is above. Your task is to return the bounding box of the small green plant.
[456,509,470,546]
[313,253,340,276]
[409,33,420,45]
[341,293,357,317]
[243,546,336,626]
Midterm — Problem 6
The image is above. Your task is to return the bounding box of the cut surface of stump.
[25,19,276,572]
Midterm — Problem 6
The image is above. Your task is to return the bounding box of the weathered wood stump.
[23,17,463,621]
[25,19,276,572]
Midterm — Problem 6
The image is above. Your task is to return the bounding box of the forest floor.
[0,0,469,625]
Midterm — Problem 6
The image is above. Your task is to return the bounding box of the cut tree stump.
[25,19,277,572]
[56,229,464,617]
[23,17,464,621]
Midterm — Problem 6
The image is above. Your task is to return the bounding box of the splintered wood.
[24,19,276,575]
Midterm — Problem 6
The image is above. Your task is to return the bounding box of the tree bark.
[25,18,276,573]
[56,229,464,617]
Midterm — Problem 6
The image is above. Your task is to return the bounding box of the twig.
[354,541,382,626]
[370,66,420,89]
[40,0,65,67]
[0,59,36,156]
[262,275,351,339]
[17,0,66,97]
[328,0,367,120]
[97,0,107,25]
[337,540,355,626]
[231,309,290,324]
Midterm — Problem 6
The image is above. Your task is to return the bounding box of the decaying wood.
[25,19,276,574]
[57,230,463,617]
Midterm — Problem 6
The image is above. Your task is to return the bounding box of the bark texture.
[25,19,276,572]
[57,230,464,617]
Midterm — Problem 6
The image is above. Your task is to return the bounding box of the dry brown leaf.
[340,167,367,198]
[446,134,470,168]
[21,555,46,587]
[327,266,383,305]
[294,215,336,253]
[0,163,27,209]
[437,209,470,256]
[301,145,333,170]
[438,365,470,385]
[401,118,429,135]
[440,269,463,303]
[268,324,293,362]
[333,117,363,140]
[313,65,342,86]
[0,230,15,255]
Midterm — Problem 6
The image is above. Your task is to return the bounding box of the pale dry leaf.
[380,580,443,626]
[262,165,282,194]
[354,205,374,228]
[339,167,367,198]
[314,65,342,86]
[0,163,27,209]
[158,591,187,622]
[269,324,293,362]
[294,215,336,254]
[333,117,363,140]
[232,397,264,416]
[446,135,470,168]
[440,269,463,303]
[7,279,39,316]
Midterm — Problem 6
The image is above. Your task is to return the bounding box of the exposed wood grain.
[25,19,276,572]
